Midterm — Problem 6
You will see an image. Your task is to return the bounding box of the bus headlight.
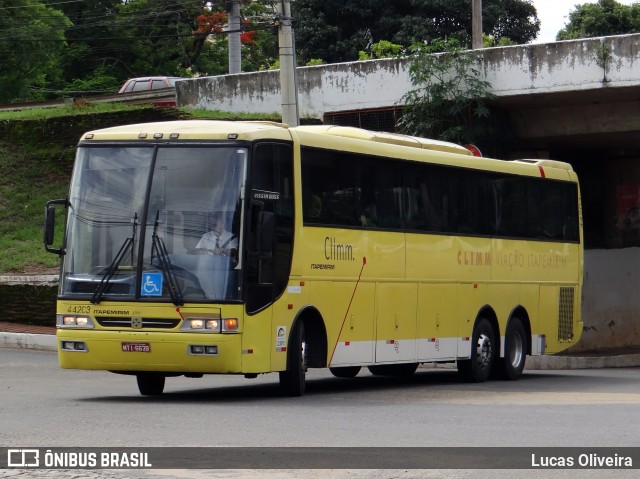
[57,314,94,329]
[182,317,221,333]
[180,317,238,333]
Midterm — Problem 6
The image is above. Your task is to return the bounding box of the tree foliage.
[399,39,498,149]
[0,0,542,102]
[0,0,70,102]
[557,0,640,40]
[0,0,277,101]
[292,0,540,64]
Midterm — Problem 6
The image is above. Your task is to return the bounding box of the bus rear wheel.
[279,321,308,396]
[458,318,495,382]
[136,373,165,396]
[495,318,527,380]
[330,366,361,378]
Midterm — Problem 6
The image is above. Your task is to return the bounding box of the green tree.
[113,0,212,76]
[292,0,540,64]
[192,0,278,75]
[557,0,640,40]
[358,40,403,60]
[0,0,70,102]
[50,0,124,94]
[49,0,277,92]
[399,39,499,150]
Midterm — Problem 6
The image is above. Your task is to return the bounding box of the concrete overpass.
[176,34,640,354]
[177,34,640,151]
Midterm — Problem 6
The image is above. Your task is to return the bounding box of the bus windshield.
[60,145,247,303]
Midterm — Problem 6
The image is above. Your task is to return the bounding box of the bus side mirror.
[44,199,68,256]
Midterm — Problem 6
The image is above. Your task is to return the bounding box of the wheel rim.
[475,333,493,369]
[508,331,524,368]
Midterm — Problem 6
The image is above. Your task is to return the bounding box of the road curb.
[526,353,640,370]
[1,332,57,352]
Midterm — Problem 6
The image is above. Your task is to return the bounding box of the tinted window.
[301,146,579,243]
[301,148,402,229]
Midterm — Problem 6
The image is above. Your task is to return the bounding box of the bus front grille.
[95,317,181,329]
[558,287,575,341]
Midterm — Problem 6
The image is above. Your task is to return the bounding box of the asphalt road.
[2,348,640,478]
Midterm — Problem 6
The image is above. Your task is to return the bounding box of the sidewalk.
[0,321,57,351]
[2,321,640,369]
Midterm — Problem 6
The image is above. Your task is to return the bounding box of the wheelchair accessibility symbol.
[141,272,163,296]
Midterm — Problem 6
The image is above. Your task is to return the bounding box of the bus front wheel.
[279,321,308,396]
[458,318,495,383]
[136,373,165,396]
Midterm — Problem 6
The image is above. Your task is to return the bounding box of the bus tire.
[457,318,495,383]
[279,321,307,396]
[136,373,165,396]
[495,318,527,380]
[368,363,418,377]
[329,366,361,378]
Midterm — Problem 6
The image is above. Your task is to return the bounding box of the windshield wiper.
[91,213,137,304]
[151,210,184,306]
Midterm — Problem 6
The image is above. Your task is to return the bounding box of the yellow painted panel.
[375,283,417,362]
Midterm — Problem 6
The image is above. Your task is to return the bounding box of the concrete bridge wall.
[176,34,640,118]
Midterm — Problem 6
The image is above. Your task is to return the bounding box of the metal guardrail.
[0,88,177,112]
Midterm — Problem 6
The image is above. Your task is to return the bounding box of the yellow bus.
[44,121,583,396]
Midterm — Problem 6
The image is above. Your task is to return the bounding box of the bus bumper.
[57,329,242,374]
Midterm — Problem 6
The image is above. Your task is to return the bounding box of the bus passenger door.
[375,283,417,363]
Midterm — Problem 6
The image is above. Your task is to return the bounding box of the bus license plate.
[122,342,151,353]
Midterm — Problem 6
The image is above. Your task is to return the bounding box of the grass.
[0,144,68,273]
[0,102,281,122]
[0,103,282,274]
[0,102,146,121]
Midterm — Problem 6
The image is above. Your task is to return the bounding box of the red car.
[118,76,184,93]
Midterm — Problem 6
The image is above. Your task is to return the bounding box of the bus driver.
[196,211,238,257]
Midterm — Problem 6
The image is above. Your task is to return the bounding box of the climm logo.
[325,237,354,261]
[458,250,492,267]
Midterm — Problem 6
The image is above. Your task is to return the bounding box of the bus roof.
[292,125,473,156]
[79,120,293,142]
[79,120,574,178]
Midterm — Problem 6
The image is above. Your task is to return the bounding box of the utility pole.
[228,0,241,74]
[472,0,482,49]
[276,0,299,126]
